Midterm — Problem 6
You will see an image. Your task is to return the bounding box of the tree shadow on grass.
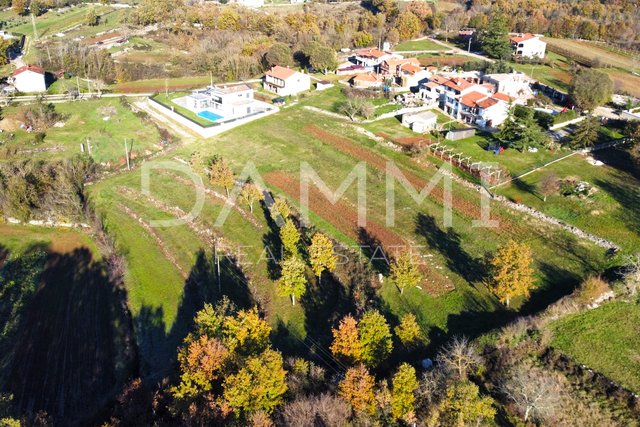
[5,247,136,426]
[260,202,283,280]
[518,260,582,316]
[594,177,640,240]
[357,227,391,276]
[134,249,255,381]
[414,213,487,285]
[592,147,640,180]
[511,177,542,201]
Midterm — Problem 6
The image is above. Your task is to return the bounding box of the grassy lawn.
[0,98,162,166]
[8,5,110,38]
[543,37,639,72]
[496,152,640,251]
[551,302,640,394]
[112,75,213,93]
[47,77,93,94]
[418,54,470,68]
[511,52,573,92]
[394,38,447,51]
[0,223,99,256]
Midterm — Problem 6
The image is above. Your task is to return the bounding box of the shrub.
[574,276,610,305]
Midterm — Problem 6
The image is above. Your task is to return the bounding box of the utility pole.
[76,76,81,99]
[124,139,130,170]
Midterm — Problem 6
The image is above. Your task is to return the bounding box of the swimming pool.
[197,110,224,122]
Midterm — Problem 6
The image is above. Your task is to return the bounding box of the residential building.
[264,66,311,96]
[351,73,383,89]
[11,64,47,93]
[380,57,420,76]
[482,72,533,102]
[352,48,401,70]
[316,80,333,91]
[510,33,546,59]
[336,63,367,76]
[184,84,255,117]
[401,110,438,132]
[398,63,432,89]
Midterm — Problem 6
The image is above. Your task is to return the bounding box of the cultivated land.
[0,98,162,166]
[0,225,132,423]
[85,92,615,374]
[510,51,573,92]
[394,38,448,52]
[551,301,640,394]
[3,4,112,38]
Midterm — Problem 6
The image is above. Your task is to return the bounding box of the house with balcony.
[264,66,311,96]
[510,33,546,59]
[352,48,402,71]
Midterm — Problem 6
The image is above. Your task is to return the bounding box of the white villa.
[264,66,311,96]
[482,72,534,102]
[182,84,255,118]
[510,33,546,59]
[352,48,402,71]
[11,65,47,93]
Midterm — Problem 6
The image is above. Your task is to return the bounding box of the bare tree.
[500,365,563,423]
[278,393,350,427]
[339,97,365,122]
[538,172,560,202]
[436,336,482,380]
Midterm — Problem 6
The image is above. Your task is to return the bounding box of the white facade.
[402,110,437,132]
[510,34,546,59]
[264,66,311,96]
[483,72,533,101]
[13,68,47,93]
[186,84,255,117]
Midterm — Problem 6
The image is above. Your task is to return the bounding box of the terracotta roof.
[425,82,440,89]
[354,73,381,82]
[460,91,488,108]
[493,92,512,102]
[355,48,386,59]
[13,64,44,77]
[430,75,450,85]
[266,65,298,80]
[400,64,422,74]
[443,77,475,91]
[510,33,537,43]
[425,66,438,71]
[476,97,499,109]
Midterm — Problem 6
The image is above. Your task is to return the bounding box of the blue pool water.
[197,110,224,122]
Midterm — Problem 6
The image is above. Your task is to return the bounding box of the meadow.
[85,94,613,374]
[394,38,448,52]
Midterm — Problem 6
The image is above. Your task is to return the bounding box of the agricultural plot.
[510,51,573,92]
[0,98,162,166]
[394,38,448,52]
[551,301,640,394]
[6,5,111,38]
[0,225,133,422]
[418,53,470,68]
[87,97,613,375]
[111,75,214,94]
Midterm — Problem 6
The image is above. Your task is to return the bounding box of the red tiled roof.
[356,48,386,59]
[13,64,44,77]
[354,73,381,82]
[476,97,499,109]
[510,33,537,43]
[430,75,450,85]
[443,77,475,91]
[460,91,488,107]
[493,92,512,102]
[266,65,298,80]
[401,64,422,74]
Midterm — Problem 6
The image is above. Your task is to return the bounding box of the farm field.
[510,51,573,92]
[551,301,640,394]
[0,224,133,423]
[6,4,111,38]
[0,98,162,166]
[543,37,639,72]
[418,53,470,68]
[496,151,640,251]
[88,96,612,374]
[111,75,214,93]
[394,38,448,51]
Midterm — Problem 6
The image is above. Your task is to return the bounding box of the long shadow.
[518,261,582,315]
[3,247,136,426]
[592,146,640,180]
[357,226,391,275]
[511,177,542,201]
[414,213,487,284]
[260,202,283,280]
[134,248,255,381]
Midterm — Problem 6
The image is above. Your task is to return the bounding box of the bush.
[574,276,610,305]
[553,109,578,124]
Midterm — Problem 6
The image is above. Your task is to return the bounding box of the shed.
[445,128,475,141]
[401,110,437,133]
[316,80,333,91]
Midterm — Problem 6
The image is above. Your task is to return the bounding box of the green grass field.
[0,98,162,166]
[551,302,640,394]
[84,91,614,373]
[511,52,573,92]
[7,5,111,38]
[394,38,448,51]
[112,75,214,93]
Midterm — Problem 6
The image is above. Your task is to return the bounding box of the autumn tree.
[308,43,338,73]
[489,240,535,307]
[570,116,600,149]
[222,307,272,355]
[339,365,376,415]
[437,380,496,426]
[209,156,235,197]
[391,251,423,294]
[85,8,99,26]
[11,0,26,15]
[391,363,419,421]
[308,232,337,280]
[570,68,613,111]
[279,218,301,257]
[481,13,512,60]
[330,315,363,364]
[240,183,264,213]
[270,197,291,220]
[395,313,423,348]
[277,256,307,305]
[172,336,229,399]
[406,0,432,21]
[538,172,560,202]
[395,11,422,41]
[353,31,374,48]
[265,42,293,67]
[223,349,288,416]
[358,309,393,367]
[218,7,241,31]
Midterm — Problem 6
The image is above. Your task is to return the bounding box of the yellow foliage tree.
[209,156,235,197]
[395,313,423,348]
[308,232,337,280]
[240,183,264,213]
[339,365,376,415]
[391,363,419,420]
[279,219,301,257]
[172,335,229,399]
[277,256,307,305]
[489,240,535,307]
[391,251,423,295]
[222,307,272,355]
[330,314,363,363]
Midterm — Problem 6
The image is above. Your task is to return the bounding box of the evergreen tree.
[570,117,600,149]
[482,13,512,60]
